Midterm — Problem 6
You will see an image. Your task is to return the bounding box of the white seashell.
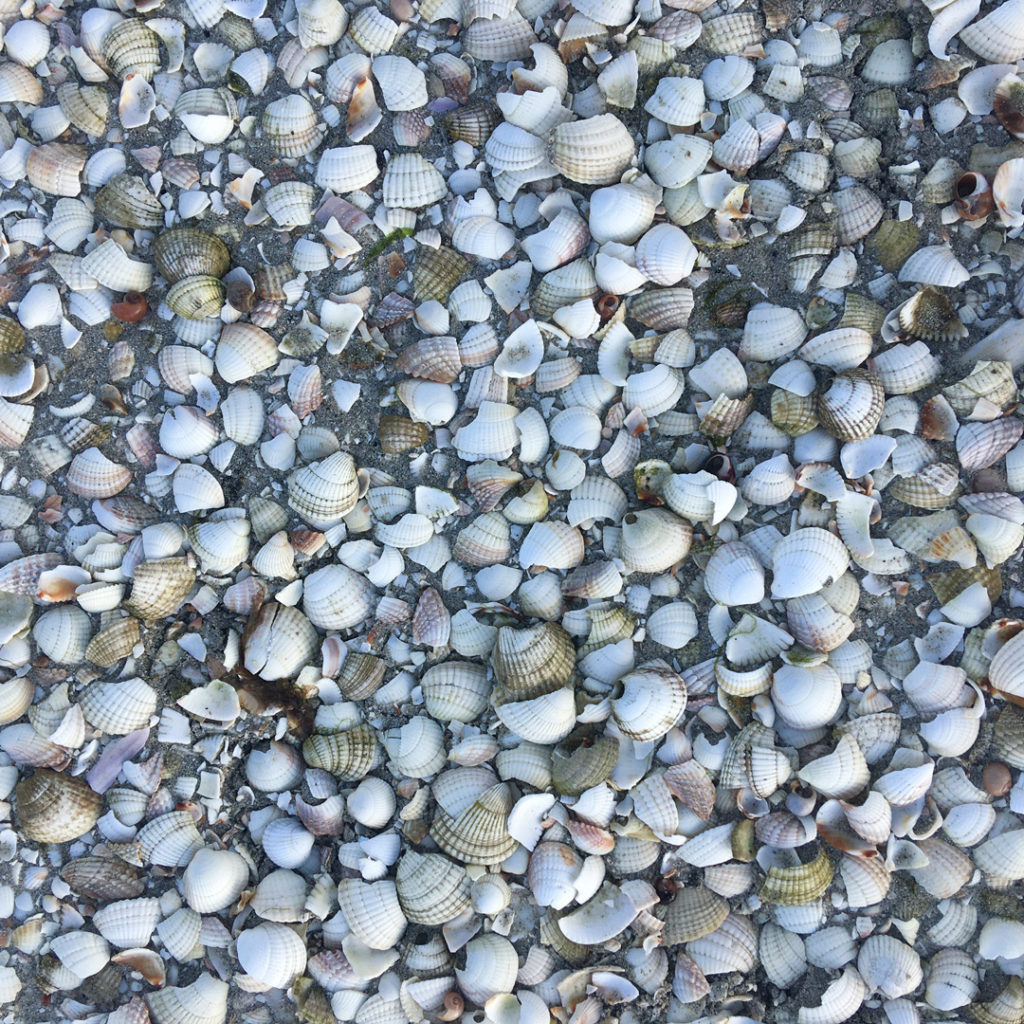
[303,565,376,631]
[454,402,520,462]
[798,22,842,66]
[81,239,153,293]
[173,463,225,514]
[147,975,228,1024]
[315,146,379,193]
[494,319,544,379]
[262,816,315,870]
[383,717,445,778]
[942,801,995,847]
[4,21,51,68]
[251,870,308,923]
[558,883,637,945]
[645,135,712,190]
[858,934,922,1000]
[456,933,519,1004]
[704,541,764,606]
[383,153,448,209]
[33,605,91,665]
[771,528,850,599]
[635,224,697,286]
[51,930,111,979]
[347,777,396,829]
[959,0,1024,62]
[644,77,705,126]
[621,508,692,573]
[521,208,589,272]
[622,364,685,417]
[772,664,842,730]
[898,245,970,287]
[973,828,1024,880]
[702,56,754,101]
[372,54,427,111]
[92,897,162,950]
[183,848,249,913]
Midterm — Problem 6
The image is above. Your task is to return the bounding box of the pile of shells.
[4,0,1024,1023]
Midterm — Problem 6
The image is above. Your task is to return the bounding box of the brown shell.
[153,227,231,283]
[336,652,386,700]
[395,336,462,383]
[816,368,885,441]
[61,857,145,899]
[380,415,430,454]
[412,246,469,303]
[16,769,103,843]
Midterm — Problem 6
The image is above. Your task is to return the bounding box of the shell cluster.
[4,0,1024,1023]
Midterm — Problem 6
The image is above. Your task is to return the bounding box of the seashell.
[973,977,1024,1024]
[62,858,145,901]
[647,136,713,191]
[50,931,111,979]
[81,239,152,293]
[759,847,834,906]
[383,153,448,209]
[302,725,379,780]
[262,95,324,158]
[16,769,102,843]
[165,275,226,320]
[316,146,379,194]
[621,508,693,573]
[27,143,87,196]
[522,209,589,273]
[146,975,229,1024]
[798,734,869,799]
[687,913,757,975]
[492,622,574,701]
[974,828,1024,881]
[93,898,161,950]
[33,605,91,665]
[772,663,842,730]
[454,402,520,462]
[704,540,764,606]
[288,451,359,529]
[237,922,308,989]
[550,115,636,185]
[250,870,308,922]
[611,664,687,741]
[302,565,378,635]
[494,687,575,745]
[771,528,850,599]
[95,174,162,230]
[67,448,131,499]
[645,76,705,127]
[454,512,511,566]
[456,933,519,1005]
[858,934,922,1000]
[80,678,157,735]
[101,19,160,80]
[463,10,537,61]
[634,224,697,287]
[396,851,472,925]
[960,0,1024,62]
[183,849,248,913]
[816,369,885,442]
[154,228,230,284]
